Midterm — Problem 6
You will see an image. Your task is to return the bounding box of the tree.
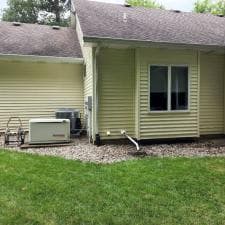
[126,0,164,9]
[2,0,40,24]
[39,0,69,24]
[213,0,225,15]
[194,0,214,13]
[194,0,225,15]
[2,0,70,26]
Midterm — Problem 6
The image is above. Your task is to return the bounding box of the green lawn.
[1,151,225,225]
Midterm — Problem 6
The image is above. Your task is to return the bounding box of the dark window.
[171,67,188,110]
[149,65,189,112]
[150,66,168,111]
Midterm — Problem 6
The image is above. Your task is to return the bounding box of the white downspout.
[121,130,140,151]
[93,46,100,139]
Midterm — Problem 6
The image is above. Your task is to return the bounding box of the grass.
[0,151,225,225]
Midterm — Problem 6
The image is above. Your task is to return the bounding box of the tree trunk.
[55,0,60,23]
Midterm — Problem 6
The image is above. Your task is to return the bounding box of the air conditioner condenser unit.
[29,119,70,144]
[55,108,81,134]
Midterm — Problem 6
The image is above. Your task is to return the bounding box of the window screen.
[150,66,168,111]
[171,66,188,110]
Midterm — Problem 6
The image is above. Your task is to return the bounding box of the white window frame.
[148,64,190,113]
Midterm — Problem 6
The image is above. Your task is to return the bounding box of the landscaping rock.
[1,136,225,164]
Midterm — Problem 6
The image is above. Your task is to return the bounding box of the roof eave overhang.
[0,54,84,64]
[83,36,225,53]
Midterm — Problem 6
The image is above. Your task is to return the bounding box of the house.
[0,22,84,135]
[0,0,225,144]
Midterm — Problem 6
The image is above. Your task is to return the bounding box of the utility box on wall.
[29,119,70,144]
[85,96,93,140]
[87,96,92,111]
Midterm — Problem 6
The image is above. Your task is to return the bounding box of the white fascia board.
[83,36,225,53]
[0,54,84,64]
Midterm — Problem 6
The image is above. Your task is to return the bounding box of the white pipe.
[121,130,140,151]
[94,46,100,137]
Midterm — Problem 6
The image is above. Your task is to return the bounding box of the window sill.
[148,110,191,114]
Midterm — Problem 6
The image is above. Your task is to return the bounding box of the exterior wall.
[0,60,83,132]
[200,53,225,135]
[91,45,225,141]
[98,48,135,139]
[137,48,199,139]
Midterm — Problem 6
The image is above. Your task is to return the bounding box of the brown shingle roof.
[0,21,82,58]
[73,0,225,48]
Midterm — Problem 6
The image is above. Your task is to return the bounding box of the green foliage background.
[194,0,225,15]
[2,0,70,26]
[126,0,164,9]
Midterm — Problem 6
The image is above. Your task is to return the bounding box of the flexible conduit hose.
[121,130,140,151]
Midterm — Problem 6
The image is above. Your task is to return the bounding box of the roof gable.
[73,0,225,48]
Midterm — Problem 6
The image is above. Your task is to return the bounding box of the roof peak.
[74,0,225,19]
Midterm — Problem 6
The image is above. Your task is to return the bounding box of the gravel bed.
[1,136,225,164]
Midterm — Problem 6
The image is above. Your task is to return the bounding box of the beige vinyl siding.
[137,48,199,139]
[98,48,135,139]
[0,60,83,132]
[200,53,224,135]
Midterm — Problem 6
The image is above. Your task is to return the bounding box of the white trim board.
[148,64,191,113]
[0,54,84,64]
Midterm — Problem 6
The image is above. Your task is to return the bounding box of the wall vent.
[171,9,182,13]
[123,12,128,23]
[12,22,21,26]
[52,25,60,30]
[124,3,131,7]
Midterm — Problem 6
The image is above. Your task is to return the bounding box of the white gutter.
[84,36,224,53]
[121,130,140,151]
[0,54,84,64]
